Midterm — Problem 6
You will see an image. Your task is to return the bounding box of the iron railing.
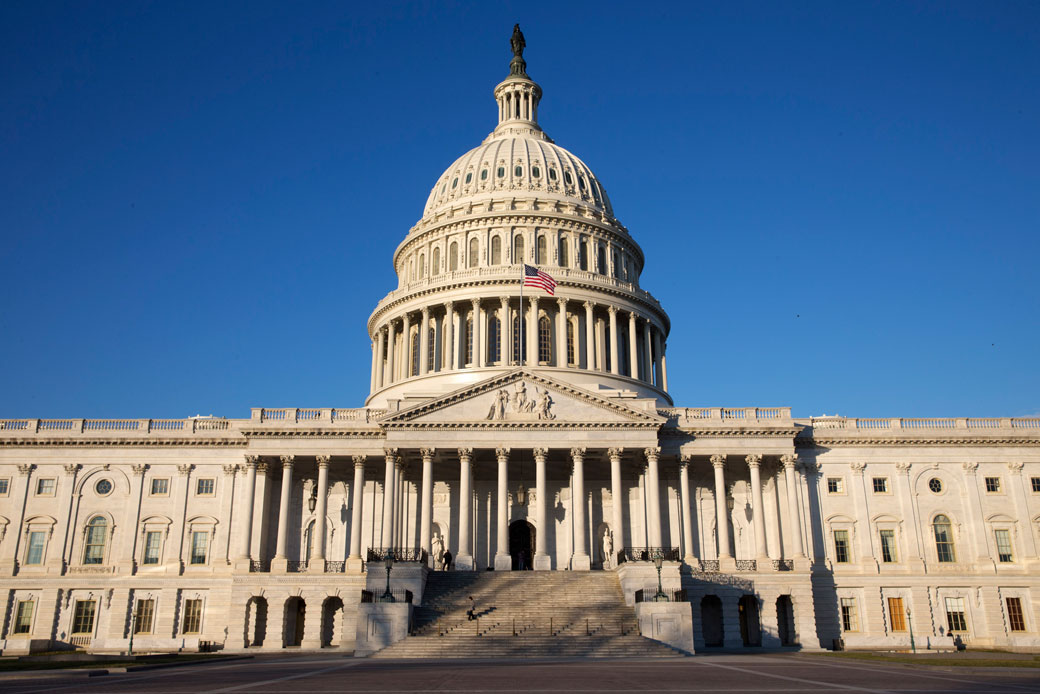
[735,559,757,571]
[617,547,681,564]
[286,560,308,572]
[360,589,413,604]
[249,560,269,573]
[695,560,720,572]
[772,559,794,571]
[634,588,687,603]
[367,547,428,563]
[325,561,345,573]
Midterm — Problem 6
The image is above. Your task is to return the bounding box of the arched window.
[512,313,524,363]
[513,235,524,264]
[468,238,479,268]
[83,516,107,565]
[418,253,425,278]
[487,316,500,364]
[491,236,502,265]
[464,315,473,365]
[536,235,546,265]
[933,515,956,563]
[579,238,588,270]
[559,238,569,267]
[538,316,552,363]
[597,244,607,274]
[427,325,436,371]
[432,247,440,275]
[449,242,458,271]
[566,318,575,365]
[410,329,419,376]
[612,251,619,278]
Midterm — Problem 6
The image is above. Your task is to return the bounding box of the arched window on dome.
[468,238,479,268]
[410,329,420,377]
[487,316,500,364]
[597,244,607,275]
[579,238,588,271]
[418,253,425,279]
[566,318,576,366]
[612,251,619,278]
[538,316,552,363]
[513,235,524,264]
[449,242,458,271]
[464,315,473,366]
[432,247,440,275]
[512,313,525,363]
[536,236,546,265]
[933,515,956,563]
[559,237,569,267]
[491,236,502,265]
[83,516,107,565]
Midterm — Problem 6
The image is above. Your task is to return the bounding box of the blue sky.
[1,1,1037,419]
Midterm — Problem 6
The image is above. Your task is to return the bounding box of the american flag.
[523,264,557,295]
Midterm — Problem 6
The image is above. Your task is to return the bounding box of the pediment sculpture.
[487,381,555,421]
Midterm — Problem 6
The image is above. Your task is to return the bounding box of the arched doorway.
[321,597,344,648]
[776,595,795,646]
[509,520,535,570]
[284,597,306,647]
[246,596,268,647]
[700,595,723,647]
[738,595,761,646]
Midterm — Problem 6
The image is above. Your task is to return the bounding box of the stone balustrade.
[808,416,1040,431]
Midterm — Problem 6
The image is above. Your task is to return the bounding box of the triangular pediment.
[381,369,664,429]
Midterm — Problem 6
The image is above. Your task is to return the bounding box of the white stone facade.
[2,35,1039,656]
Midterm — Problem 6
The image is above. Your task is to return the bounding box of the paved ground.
[2,653,1039,694]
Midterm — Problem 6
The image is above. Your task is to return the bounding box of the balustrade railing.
[735,559,757,571]
[772,559,794,571]
[83,419,139,431]
[325,561,345,573]
[249,560,270,573]
[286,560,308,572]
[634,588,687,603]
[810,416,1040,431]
[616,547,680,564]
[696,560,720,572]
[367,547,428,563]
[360,589,413,604]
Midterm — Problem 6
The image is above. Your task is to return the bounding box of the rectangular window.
[72,600,96,634]
[14,600,34,634]
[24,531,46,565]
[833,529,850,563]
[134,599,155,634]
[36,478,56,496]
[143,531,162,565]
[994,529,1014,563]
[190,531,209,565]
[888,597,907,631]
[196,478,215,496]
[150,478,169,495]
[827,477,844,494]
[1031,477,1040,493]
[985,477,1001,493]
[880,529,898,563]
[183,599,203,634]
[0,477,9,495]
[872,477,889,493]
[840,597,858,632]
[1006,597,1026,632]
[945,597,967,632]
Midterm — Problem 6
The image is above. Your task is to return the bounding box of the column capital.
[962,461,979,475]
[895,461,911,475]
[607,447,624,462]
[745,454,763,469]
[316,455,331,468]
[849,461,866,475]
[532,447,548,460]
[557,297,567,308]
[644,447,661,463]
[421,306,430,317]
[495,447,510,461]
[570,446,586,460]
[458,447,473,461]
[223,464,239,477]
[471,297,480,309]
[607,305,618,315]
[583,300,593,311]
[420,447,436,461]
[710,453,726,469]
[499,296,509,305]
[780,453,798,469]
[383,448,399,463]
[1008,461,1024,475]
[799,461,822,476]
[351,454,367,467]
[445,300,454,312]
[256,462,269,474]
[680,453,692,466]
[129,463,146,477]
[244,454,260,467]
[63,463,81,476]
[279,455,295,468]
[17,463,33,476]
[177,463,194,476]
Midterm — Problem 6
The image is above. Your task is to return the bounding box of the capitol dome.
[366,32,671,408]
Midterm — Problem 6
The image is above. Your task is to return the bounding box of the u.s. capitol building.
[2,29,1038,657]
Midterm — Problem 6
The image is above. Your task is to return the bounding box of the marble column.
[499,296,509,365]
[370,339,379,393]
[711,454,732,559]
[643,319,653,383]
[384,321,396,385]
[273,455,294,570]
[571,447,591,570]
[419,448,435,566]
[608,447,624,567]
[473,299,484,368]
[309,455,330,571]
[533,447,551,570]
[495,447,511,570]
[401,313,411,379]
[1007,463,1038,557]
[780,454,805,558]
[445,301,455,370]
[347,455,366,572]
[237,455,258,563]
[375,328,385,390]
[419,307,430,375]
[653,328,664,388]
[645,447,663,548]
[380,449,397,549]
[746,454,769,562]
[456,448,474,570]
[556,298,567,367]
[607,306,619,375]
[679,454,696,563]
[628,311,638,378]
[583,301,595,370]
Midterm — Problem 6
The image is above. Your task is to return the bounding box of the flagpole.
[519,261,524,366]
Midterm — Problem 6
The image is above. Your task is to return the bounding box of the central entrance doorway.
[509,520,535,570]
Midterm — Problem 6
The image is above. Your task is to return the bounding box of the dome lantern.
[489,25,548,143]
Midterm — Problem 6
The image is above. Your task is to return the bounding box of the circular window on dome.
[928,478,943,494]
[548,168,557,181]
[514,165,523,177]
[564,171,573,185]
[532,166,540,178]
[497,167,505,178]
[480,169,488,181]
[95,479,113,496]
[465,173,472,184]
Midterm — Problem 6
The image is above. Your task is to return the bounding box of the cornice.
[0,438,245,448]
[382,421,658,431]
[239,429,385,439]
[798,435,1040,448]
[661,428,800,439]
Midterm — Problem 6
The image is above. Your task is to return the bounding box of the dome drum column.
[556,298,567,367]
[419,307,431,375]
[628,311,639,378]
[499,296,510,367]
[583,301,595,370]
[643,318,653,384]
[607,306,620,376]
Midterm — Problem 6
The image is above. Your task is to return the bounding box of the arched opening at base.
[739,594,761,647]
[700,595,723,647]
[776,595,795,646]
[245,596,268,647]
[284,597,306,647]
[321,597,344,648]
[509,520,535,570]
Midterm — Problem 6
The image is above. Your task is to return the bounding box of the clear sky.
[1,1,1037,420]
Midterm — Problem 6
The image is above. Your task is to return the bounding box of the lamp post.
[906,606,916,653]
[382,551,395,602]
[653,553,667,601]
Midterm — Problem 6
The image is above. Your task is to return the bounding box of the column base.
[455,554,475,571]
[346,556,365,574]
[307,559,326,574]
[717,557,737,573]
[571,554,591,571]
[533,554,552,571]
[683,554,697,568]
[271,557,289,573]
[233,558,253,573]
[494,554,512,571]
